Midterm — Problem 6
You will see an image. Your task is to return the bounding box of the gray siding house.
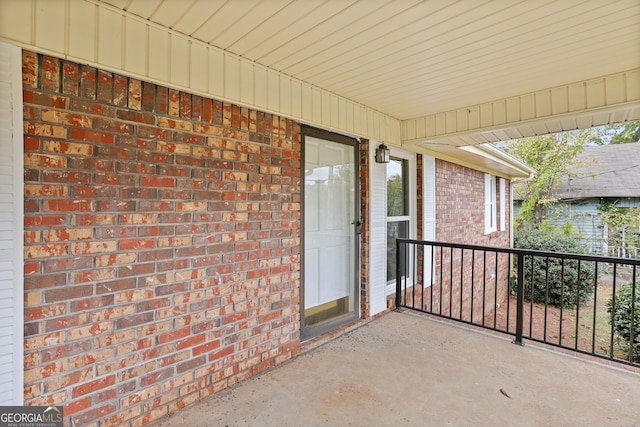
[516,143,640,256]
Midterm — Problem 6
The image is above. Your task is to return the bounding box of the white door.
[303,133,357,334]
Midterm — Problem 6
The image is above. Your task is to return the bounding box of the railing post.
[395,239,402,311]
[513,252,525,346]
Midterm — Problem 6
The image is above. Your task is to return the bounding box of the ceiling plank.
[250,0,360,65]
[125,0,163,19]
[191,0,261,43]
[171,0,227,36]
[212,0,293,50]
[226,1,324,56]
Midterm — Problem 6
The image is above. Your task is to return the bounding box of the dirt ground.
[490,271,632,361]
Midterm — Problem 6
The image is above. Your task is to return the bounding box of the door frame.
[0,41,24,405]
[300,126,360,340]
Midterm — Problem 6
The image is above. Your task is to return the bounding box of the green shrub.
[511,226,596,308]
[607,283,640,361]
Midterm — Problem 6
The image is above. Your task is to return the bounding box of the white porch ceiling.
[1,0,638,176]
[98,0,640,124]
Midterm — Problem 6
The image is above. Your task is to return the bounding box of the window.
[484,173,497,234]
[387,157,410,282]
[385,150,416,295]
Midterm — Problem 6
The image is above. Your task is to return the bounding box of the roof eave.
[458,143,536,179]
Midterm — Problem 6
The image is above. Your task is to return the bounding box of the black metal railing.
[395,239,640,368]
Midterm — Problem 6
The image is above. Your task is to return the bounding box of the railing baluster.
[395,239,402,311]
[482,251,487,325]
[493,251,500,329]
[514,252,525,346]
[610,263,618,360]
[392,238,639,367]
[591,262,599,355]
[460,248,464,320]
[419,245,424,310]
[544,257,550,343]
[430,244,434,312]
[471,250,475,324]
[403,243,408,308]
[559,259,565,346]
[449,247,453,317]
[439,246,443,315]
[506,253,512,333]
[409,242,414,309]
[494,251,499,330]
[575,260,582,350]
[529,254,534,337]
[630,265,637,363]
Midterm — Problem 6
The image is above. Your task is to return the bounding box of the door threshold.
[300,313,361,348]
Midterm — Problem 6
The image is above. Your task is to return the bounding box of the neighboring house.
[515,143,640,256]
[0,2,636,427]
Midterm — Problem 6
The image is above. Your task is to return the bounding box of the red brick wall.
[435,159,510,247]
[22,52,301,426]
[431,159,511,320]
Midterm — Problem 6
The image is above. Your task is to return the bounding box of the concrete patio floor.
[151,311,640,427]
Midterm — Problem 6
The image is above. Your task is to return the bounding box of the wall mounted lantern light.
[375,143,390,164]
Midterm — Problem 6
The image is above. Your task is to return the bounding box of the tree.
[501,122,639,229]
[599,200,640,259]
[590,121,640,145]
[387,174,404,216]
[609,121,640,144]
[502,129,597,227]
[607,282,640,361]
[511,225,596,307]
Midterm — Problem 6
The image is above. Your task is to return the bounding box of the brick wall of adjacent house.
[21,51,302,426]
[431,159,511,321]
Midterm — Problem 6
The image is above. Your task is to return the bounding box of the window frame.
[385,148,417,295]
[0,41,24,405]
[484,173,497,234]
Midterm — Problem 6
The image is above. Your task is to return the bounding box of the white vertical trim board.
[369,141,387,316]
[422,156,436,286]
[509,181,515,248]
[499,178,506,232]
[0,41,24,405]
